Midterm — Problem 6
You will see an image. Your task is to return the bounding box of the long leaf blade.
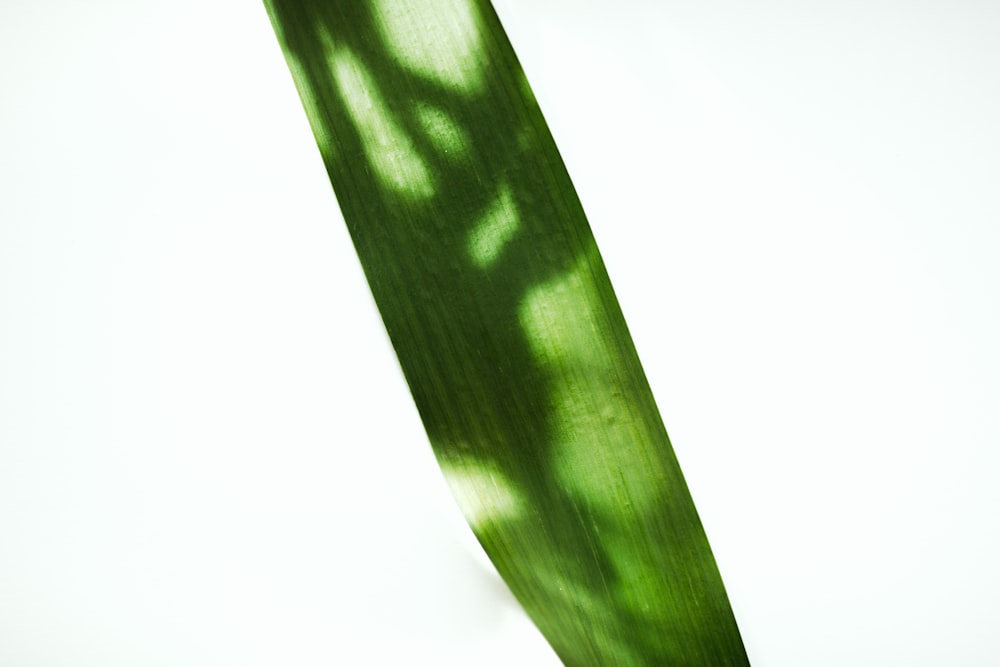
[263,1,749,664]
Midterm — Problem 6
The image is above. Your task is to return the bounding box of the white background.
[2,1,999,664]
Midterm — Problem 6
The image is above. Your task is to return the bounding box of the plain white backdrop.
[2,1,999,664]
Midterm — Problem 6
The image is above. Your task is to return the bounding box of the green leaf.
[263,1,749,664]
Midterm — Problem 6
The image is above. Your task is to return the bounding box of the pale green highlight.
[414,102,471,161]
[519,254,607,368]
[549,381,665,514]
[520,255,666,514]
[438,455,526,529]
[328,42,434,199]
[371,0,486,93]
[467,182,520,267]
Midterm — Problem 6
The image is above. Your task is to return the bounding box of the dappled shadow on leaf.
[265,1,748,665]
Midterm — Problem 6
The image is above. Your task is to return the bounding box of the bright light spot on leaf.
[468,182,520,267]
[415,102,471,161]
[438,456,526,529]
[548,382,664,514]
[328,43,434,200]
[518,255,605,367]
[520,256,666,514]
[372,0,486,94]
